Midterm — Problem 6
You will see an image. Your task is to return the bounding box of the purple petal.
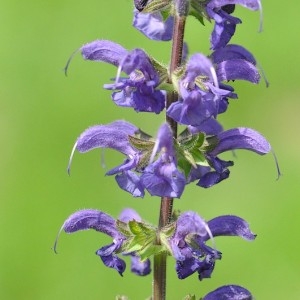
[130,256,151,276]
[62,209,121,238]
[207,7,241,50]
[203,284,253,300]
[75,120,138,156]
[175,211,208,239]
[188,118,223,135]
[81,40,127,66]
[216,59,260,83]
[118,208,142,223]
[176,257,202,279]
[184,53,217,85]
[197,169,230,188]
[133,11,173,41]
[210,127,271,156]
[131,89,165,114]
[96,245,126,276]
[115,171,145,198]
[207,215,256,241]
[141,159,186,198]
[211,44,256,65]
[209,0,260,11]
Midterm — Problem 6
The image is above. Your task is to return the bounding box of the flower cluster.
[58,0,271,298]
[55,208,255,280]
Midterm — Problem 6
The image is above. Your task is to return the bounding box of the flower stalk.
[57,0,275,299]
[153,12,187,300]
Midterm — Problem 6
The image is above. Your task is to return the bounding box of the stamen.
[52,223,65,254]
[257,0,263,33]
[67,141,78,175]
[271,148,282,180]
[256,60,269,87]
[63,48,80,76]
[150,137,160,164]
[202,220,217,255]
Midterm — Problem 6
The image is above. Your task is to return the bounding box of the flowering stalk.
[56,0,277,299]
[154,8,186,300]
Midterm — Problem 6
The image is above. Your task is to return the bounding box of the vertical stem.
[152,14,186,300]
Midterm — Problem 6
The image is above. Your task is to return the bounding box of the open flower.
[69,121,186,198]
[188,127,271,188]
[167,45,259,127]
[54,208,151,276]
[169,211,256,280]
[80,40,166,113]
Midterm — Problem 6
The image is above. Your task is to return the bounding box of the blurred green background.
[1,0,299,299]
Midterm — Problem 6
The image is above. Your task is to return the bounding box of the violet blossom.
[54,208,151,276]
[80,40,166,114]
[169,211,256,280]
[167,45,260,127]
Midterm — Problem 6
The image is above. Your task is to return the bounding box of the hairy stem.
[152,14,186,300]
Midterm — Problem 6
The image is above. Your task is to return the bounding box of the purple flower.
[69,121,186,198]
[169,211,256,280]
[140,123,186,198]
[206,0,262,49]
[81,40,166,113]
[203,285,253,299]
[198,127,271,186]
[133,10,174,41]
[54,208,151,276]
[167,45,259,127]
[191,127,271,188]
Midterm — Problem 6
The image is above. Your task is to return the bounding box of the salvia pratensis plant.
[55,0,278,299]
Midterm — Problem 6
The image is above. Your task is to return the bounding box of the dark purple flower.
[169,211,256,280]
[188,127,271,188]
[54,208,151,276]
[133,10,174,41]
[81,40,166,114]
[203,284,253,299]
[207,0,262,49]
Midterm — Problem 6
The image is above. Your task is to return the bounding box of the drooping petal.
[141,159,186,198]
[197,168,230,188]
[206,215,256,241]
[75,120,138,156]
[96,244,126,276]
[115,171,145,197]
[203,284,253,300]
[130,256,151,276]
[176,257,202,279]
[62,209,121,238]
[81,40,128,66]
[210,127,271,156]
[133,11,173,41]
[207,6,241,50]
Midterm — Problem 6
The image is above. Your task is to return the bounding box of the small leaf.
[183,295,196,300]
[141,0,171,13]
[128,135,155,151]
[116,220,131,237]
